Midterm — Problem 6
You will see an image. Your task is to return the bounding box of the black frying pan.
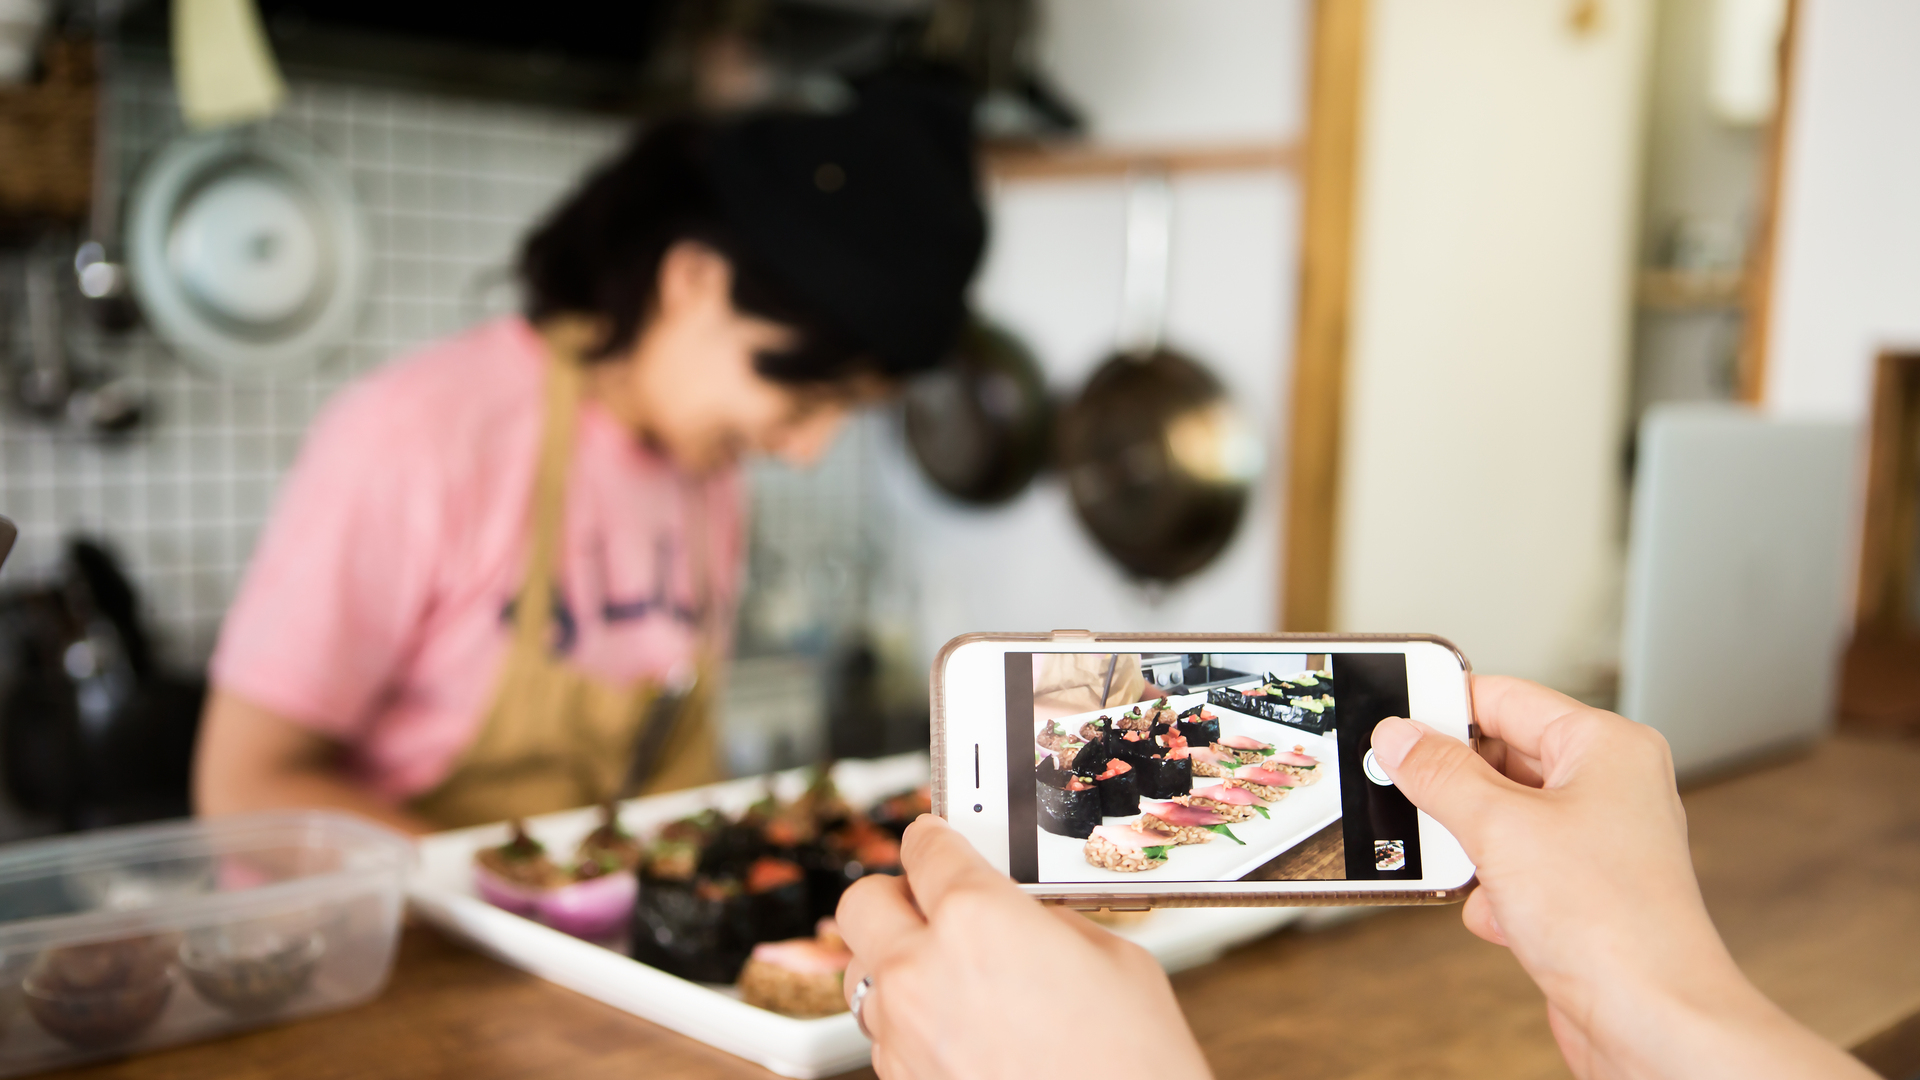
[1056,347,1256,581]
[903,317,1053,505]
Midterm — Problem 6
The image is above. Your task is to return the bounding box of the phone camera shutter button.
[1363,749,1394,787]
[973,804,983,812]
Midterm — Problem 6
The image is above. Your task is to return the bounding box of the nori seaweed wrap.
[1108,728,1156,766]
[745,857,813,943]
[1089,758,1139,816]
[1137,755,1193,799]
[1175,704,1221,746]
[1035,772,1101,839]
[630,877,758,983]
[1071,733,1111,778]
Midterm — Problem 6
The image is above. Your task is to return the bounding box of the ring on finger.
[849,975,876,1040]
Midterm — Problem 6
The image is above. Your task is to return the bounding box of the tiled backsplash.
[0,60,895,680]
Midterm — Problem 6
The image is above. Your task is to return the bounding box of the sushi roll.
[1071,732,1112,779]
[869,787,932,836]
[1224,763,1308,802]
[578,803,643,873]
[1212,734,1276,765]
[736,920,853,1018]
[1136,754,1193,799]
[1108,727,1156,766]
[1078,716,1110,742]
[630,875,758,983]
[1137,800,1243,846]
[1145,696,1175,726]
[746,856,813,944]
[1088,757,1139,816]
[1186,745,1236,779]
[801,817,902,922]
[1036,720,1088,770]
[1175,704,1221,747]
[1083,826,1171,873]
[1036,765,1102,839]
[1112,706,1152,734]
[1178,785,1265,821]
[1267,745,1324,783]
[473,821,568,918]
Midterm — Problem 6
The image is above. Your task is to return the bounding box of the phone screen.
[1005,651,1423,884]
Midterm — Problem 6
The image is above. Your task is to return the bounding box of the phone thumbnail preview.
[1006,652,1424,884]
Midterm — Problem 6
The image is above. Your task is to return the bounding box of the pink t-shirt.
[211,317,745,802]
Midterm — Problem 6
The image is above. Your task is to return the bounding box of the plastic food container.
[0,812,411,1075]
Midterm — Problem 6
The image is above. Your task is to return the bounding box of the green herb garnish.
[1143,845,1172,861]
[1207,825,1245,845]
[1252,805,1270,819]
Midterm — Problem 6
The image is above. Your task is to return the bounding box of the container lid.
[0,811,412,953]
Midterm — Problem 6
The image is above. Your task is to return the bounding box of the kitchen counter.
[45,736,1920,1080]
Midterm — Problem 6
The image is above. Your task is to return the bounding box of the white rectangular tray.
[1036,691,1343,883]
[410,755,1302,1078]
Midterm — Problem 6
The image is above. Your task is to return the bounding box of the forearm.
[1584,961,1876,1080]
[198,763,432,835]
[194,687,433,835]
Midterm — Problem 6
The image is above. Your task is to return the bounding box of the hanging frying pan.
[1057,172,1263,581]
[903,316,1053,505]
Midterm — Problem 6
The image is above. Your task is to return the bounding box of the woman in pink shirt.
[193,72,985,833]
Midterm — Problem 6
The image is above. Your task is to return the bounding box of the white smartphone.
[931,632,1478,907]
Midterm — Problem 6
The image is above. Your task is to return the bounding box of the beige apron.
[409,333,721,829]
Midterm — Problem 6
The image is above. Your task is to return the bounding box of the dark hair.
[518,119,869,382]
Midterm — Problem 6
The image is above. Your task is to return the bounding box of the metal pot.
[1057,172,1262,581]
[903,317,1052,505]
[1057,346,1259,581]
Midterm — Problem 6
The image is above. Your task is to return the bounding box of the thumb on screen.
[1370,717,1516,853]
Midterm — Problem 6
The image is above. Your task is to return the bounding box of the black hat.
[710,70,987,376]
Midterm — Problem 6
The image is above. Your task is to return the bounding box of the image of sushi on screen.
[1028,654,1344,884]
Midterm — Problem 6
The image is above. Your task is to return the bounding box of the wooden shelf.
[982,140,1300,181]
[1637,268,1748,311]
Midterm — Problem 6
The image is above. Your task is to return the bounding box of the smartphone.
[931,632,1477,907]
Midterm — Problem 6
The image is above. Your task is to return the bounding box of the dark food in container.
[1108,727,1155,766]
[25,936,176,1048]
[180,930,323,1016]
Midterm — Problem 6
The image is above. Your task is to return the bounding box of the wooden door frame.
[1279,0,1369,631]
[1736,0,1803,404]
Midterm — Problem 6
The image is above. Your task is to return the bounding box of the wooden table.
[48,736,1920,1080]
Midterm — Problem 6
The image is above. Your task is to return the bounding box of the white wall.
[1332,0,1652,689]
[1763,0,1920,418]
[1038,0,1308,146]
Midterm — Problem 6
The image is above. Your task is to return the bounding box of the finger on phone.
[836,872,924,965]
[1372,716,1525,850]
[1470,675,1589,761]
[897,814,1023,920]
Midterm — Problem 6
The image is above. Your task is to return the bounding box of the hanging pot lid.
[125,124,368,378]
[903,317,1053,505]
[1058,171,1264,582]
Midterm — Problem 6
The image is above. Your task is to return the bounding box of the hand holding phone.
[1372,677,1868,1080]
[837,817,1212,1080]
[932,633,1478,906]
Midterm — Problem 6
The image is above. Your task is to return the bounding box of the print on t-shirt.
[500,529,703,656]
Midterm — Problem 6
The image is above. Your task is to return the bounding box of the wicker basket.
[0,36,96,224]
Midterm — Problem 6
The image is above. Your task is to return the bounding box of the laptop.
[1618,404,1857,779]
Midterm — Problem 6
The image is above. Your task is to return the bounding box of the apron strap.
[516,327,587,652]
